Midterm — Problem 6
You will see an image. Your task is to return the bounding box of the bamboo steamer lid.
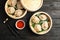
[21,0,43,12]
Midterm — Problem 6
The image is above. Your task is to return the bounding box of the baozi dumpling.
[7,7,15,14]
[39,14,47,20]
[15,9,23,17]
[42,21,49,30]
[17,1,23,9]
[34,24,42,32]
[32,16,40,23]
[8,0,17,7]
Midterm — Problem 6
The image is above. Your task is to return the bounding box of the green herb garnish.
[38,20,44,25]
[14,4,17,10]
[35,14,41,17]
[8,5,11,7]
[45,19,49,22]
[32,23,35,28]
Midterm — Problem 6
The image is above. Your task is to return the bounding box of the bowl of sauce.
[15,20,25,30]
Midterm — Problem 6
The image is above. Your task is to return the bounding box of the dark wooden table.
[0,0,60,40]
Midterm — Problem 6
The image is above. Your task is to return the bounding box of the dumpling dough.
[39,14,47,20]
[8,0,17,7]
[17,1,23,9]
[34,24,42,32]
[15,9,23,17]
[7,7,15,14]
[32,16,40,23]
[42,21,48,30]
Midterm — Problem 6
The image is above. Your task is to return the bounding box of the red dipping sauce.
[15,20,25,30]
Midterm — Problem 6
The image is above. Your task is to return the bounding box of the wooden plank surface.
[0,0,60,40]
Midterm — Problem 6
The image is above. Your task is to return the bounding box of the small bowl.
[29,11,53,35]
[5,0,27,19]
[21,0,43,12]
[15,20,25,30]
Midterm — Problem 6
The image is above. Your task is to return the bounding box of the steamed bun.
[15,9,23,17]
[34,24,42,32]
[8,0,17,7]
[7,7,15,14]
[17,1,23,9]
[42,21,48,30]
[32,16,40,23]
[39,14,47,20]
